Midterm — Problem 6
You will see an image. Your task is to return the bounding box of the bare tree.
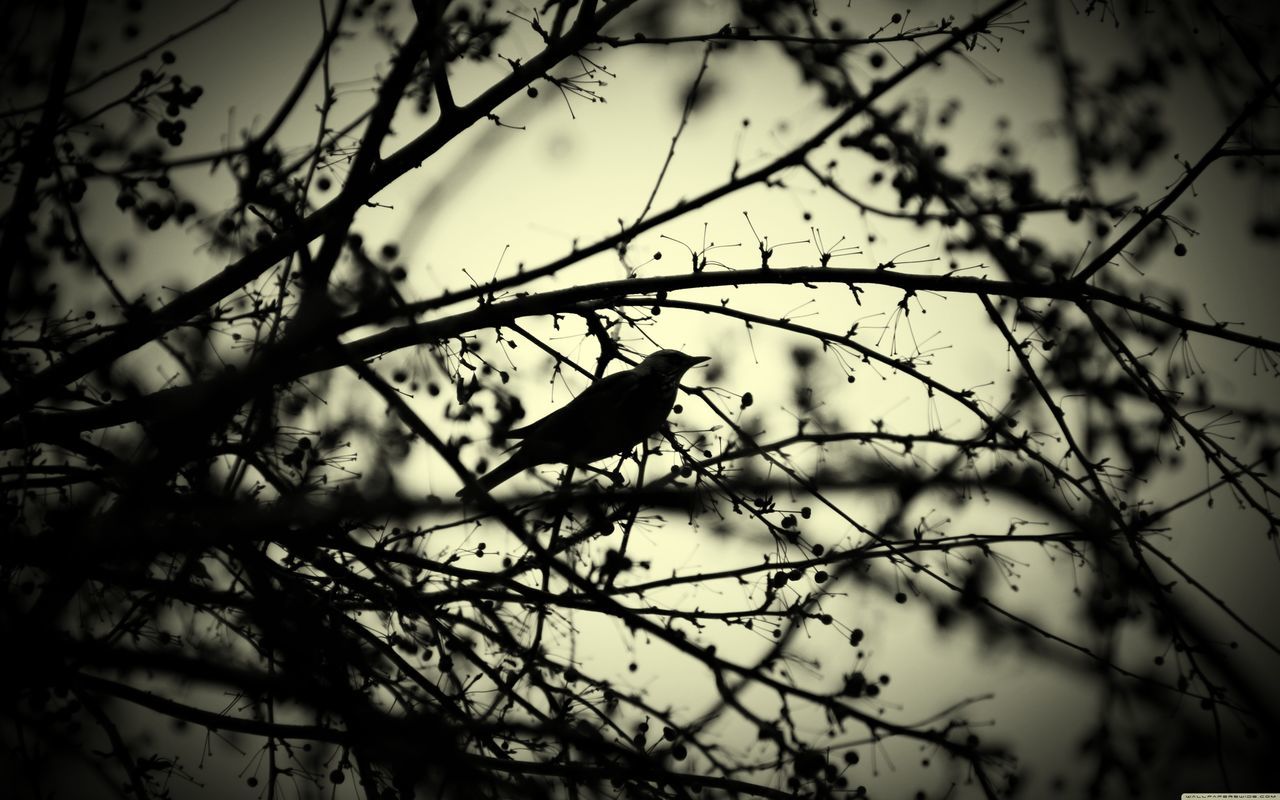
[3,1,1279,798]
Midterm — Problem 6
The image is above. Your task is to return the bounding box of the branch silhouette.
[4,1,1280,799]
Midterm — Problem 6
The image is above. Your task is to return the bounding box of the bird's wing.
[508,370,642,441]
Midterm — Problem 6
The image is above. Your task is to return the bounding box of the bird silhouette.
[459,349,708,500]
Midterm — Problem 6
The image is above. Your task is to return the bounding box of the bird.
[458,349,709,500]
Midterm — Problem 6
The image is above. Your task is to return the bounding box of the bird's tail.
[456,451,529,502]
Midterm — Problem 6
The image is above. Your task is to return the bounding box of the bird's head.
[634,349,710,378]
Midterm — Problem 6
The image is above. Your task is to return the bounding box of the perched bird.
[459,349,709,499]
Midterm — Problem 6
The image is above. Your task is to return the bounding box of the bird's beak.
[686,355,710,367]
